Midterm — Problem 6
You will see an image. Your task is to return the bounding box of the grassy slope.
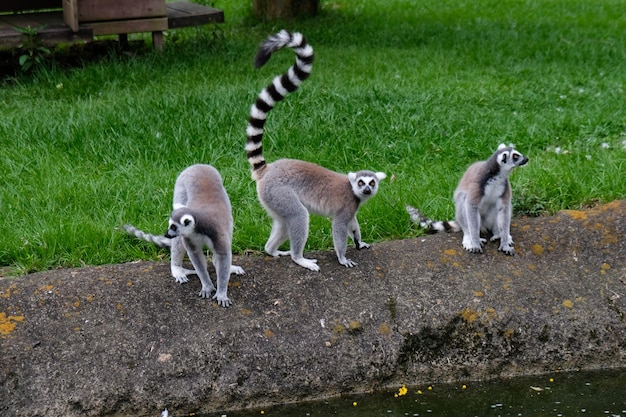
[0,0,624,273]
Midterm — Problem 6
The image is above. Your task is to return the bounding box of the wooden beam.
[166,1,224,29]
[83,17,168,36]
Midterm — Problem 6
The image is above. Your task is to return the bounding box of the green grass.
[0,0,624,274]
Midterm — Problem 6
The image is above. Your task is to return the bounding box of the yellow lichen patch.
[426,261,436,269]
[126,281,133,287]
[484,308,498,320]
[86,294,95,302]
[562,299,574,309]
[444,249,458,256]
[229,281,242,288]
[348,320,363,332]
[379,322,391,335]
[0,312,25,337]
[600,263,611,275]
[531,244,544,256]
[562,210,588,220]
[38,284,54,293]
[73,300,81,308]
[459,308,479,323]
[452,261,461,268]
[600,233,618,245]
[474,291,484,297]
[333,323,346,334]
[263,329,275,338]
[528,264,537,271]
[503,329,515,338]
[239,308,252,315]
[1,284,18,298]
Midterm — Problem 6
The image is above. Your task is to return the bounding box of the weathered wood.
[0,11,92,49]
[83,17,168,36]
[166,1,224,29]
[0,1,223,50]
[62,0,78,31]
[77,0,166,22]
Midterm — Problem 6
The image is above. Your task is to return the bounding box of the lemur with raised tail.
[407,144,528,255]
[246,30,386,271]
[123,164,244,307]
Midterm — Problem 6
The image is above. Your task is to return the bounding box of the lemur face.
[165,214,195,238]
[496,146,529,172]
[348,171,387,200]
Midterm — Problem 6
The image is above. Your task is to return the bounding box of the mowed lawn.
[0,0,624,274]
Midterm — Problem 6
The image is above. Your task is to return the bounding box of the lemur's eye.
[170,225,178,232]
[369,180,375,187]
[513,153,519,161]
[358,180,365,186]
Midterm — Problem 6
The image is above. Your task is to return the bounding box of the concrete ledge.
[1,200,625,416]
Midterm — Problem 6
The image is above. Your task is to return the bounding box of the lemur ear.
[348,172,356,182]
[375,172,387,181]
[498,143,507,150]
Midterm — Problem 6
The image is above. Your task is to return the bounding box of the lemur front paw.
[171,266,194,283]
[198,284,216,299]
[355,241,370,250]
[213,293,232,307]
[269,250,290,257]
[230,265,245,275]
[462,237,484,253]
[293,257,320,271]
[339,258,357,268]
[490,234,514,246]
[498,245,515,256]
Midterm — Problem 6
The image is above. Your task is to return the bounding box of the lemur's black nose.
[363,187,372,195]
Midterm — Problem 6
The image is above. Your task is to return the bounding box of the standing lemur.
[246,30,386,271]
[407,144,528,255]
[123,164,244,307]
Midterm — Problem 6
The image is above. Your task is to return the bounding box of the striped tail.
[245,30,315,181]
[122,224,172,248]
[406,205,461,233]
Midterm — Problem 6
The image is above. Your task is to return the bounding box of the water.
[201,369,625,417]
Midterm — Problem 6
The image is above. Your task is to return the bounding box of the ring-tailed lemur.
[246,30,386,271]
[123,164,244,307]
[406,144,528,255]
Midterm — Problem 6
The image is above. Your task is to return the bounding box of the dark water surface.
[201,369,625,417]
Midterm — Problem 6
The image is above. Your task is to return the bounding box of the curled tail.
[245,30,314,181]
[122,224,171,248]
[406,205,461,233]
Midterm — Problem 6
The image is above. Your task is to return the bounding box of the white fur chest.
[480,177,508,209]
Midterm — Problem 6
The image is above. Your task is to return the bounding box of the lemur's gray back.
[245,30,314,180]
